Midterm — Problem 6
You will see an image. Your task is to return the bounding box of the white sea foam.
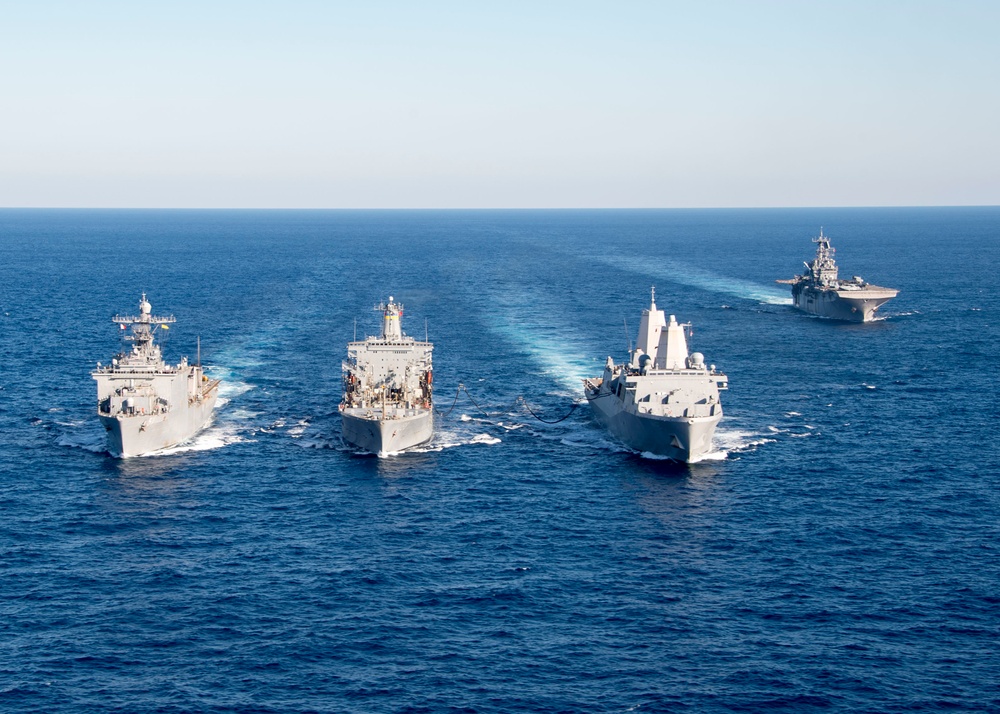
[638,450,677,461]
[226,407,261,421]
[452,408,533,427]
[713,426,776,453]
[140,421,255,457]
[689,449,729,462]
[207,368,254,400]
[55,419,88,428]
[496,421,525,431]
[398,431,503,455]
[753,424,817,441]
[294,422,504,455]
[56,414,253,458]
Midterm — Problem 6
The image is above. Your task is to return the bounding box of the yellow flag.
[160,324,170,330]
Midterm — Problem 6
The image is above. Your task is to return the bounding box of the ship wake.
[601,254,792,305]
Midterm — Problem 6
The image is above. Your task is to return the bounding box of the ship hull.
[586,390,721,462]
[99,392,218,458]
[341,408,433,456]
[792,284,897,322]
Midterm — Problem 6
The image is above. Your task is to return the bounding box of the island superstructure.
[583,289,728,462]
[777,229,898,322]
[92,294,220,457]
[340,296,434,455]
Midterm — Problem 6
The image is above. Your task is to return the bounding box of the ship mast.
[111,293,175,361]
[376,296,404,340]
[810,228,839,287]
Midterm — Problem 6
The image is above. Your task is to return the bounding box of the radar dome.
[140,300,151,314]
[689,352,705,367]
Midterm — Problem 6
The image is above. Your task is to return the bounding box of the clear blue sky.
[1,1,997,208]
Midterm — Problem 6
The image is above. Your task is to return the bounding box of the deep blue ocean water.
[1,207,998,713]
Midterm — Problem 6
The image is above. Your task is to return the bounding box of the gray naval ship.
[583,289,728,462]
[92,294,220,458]
[340,297,434,456]
[778,229,898,322]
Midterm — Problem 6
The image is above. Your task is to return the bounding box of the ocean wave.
[56,429,108,454]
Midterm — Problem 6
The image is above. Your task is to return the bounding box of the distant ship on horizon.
[777,229,898,322]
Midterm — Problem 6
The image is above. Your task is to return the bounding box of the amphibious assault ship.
[778,229,898,322]
[583,289,728,462]
[92,294,220,458]
[340,297,434,455]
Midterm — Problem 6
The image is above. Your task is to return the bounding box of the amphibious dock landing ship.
[583,289,728,462]
[92,294,219,457]
[778,229,898,322]
[340,297,434,456]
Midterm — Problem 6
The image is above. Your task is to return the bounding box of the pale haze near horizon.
[1,1,997,209]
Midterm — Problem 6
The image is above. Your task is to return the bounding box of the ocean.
[1,207,998,712]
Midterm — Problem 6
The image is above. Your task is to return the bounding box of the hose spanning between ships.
[436,383,580,424]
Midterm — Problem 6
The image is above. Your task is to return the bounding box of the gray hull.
[792,284,897,322]
[341,408,433,455]
[783,231,898,322]
[587,391,721,462]
[99,392,218,458]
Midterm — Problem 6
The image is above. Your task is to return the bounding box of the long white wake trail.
[593,254,792,305]
[483,288,600,396]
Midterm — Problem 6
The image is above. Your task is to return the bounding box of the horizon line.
[1,204,998,211]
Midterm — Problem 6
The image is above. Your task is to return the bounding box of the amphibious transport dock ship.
[583,289,728,462]
[340,297,434,455]
[778,229,898,322]
[92,294,220,458]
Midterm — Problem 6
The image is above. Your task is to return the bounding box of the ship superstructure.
[340,297,434,455]
[583,289,728,462]
[92,294,219,457]
[778,229,898,322]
